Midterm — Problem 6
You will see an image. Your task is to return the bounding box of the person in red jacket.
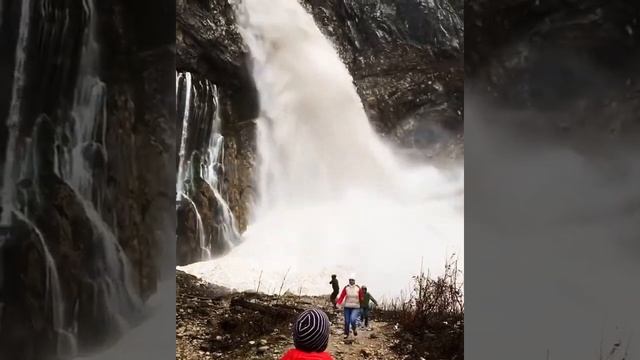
[280,308,334,360]
[335,274,364,339]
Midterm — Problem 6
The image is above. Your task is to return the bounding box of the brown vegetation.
[379,259,464,360]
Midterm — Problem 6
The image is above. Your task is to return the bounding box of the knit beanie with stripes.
[292,308,330,352]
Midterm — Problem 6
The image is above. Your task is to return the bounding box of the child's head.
[292,308,330,352]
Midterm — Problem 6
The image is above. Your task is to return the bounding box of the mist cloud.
[466,88,640,359]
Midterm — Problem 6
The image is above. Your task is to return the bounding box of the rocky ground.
[176,271,406,360]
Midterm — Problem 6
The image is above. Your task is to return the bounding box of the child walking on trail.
[335,274,363,339]
[280,308,334,360]
[359,285,378,330]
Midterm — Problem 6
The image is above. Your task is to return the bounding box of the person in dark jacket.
[329,275,339,309]
[359,285,378,329]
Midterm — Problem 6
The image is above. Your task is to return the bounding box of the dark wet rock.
[176,0,259,124]
[465,0,640,134]
[80,142,108,173]
[0,224,53,360]
[191,177,232,259]
[302,0,464,140]
[1,173,119,357]
[175,69,249,263]
[177,197,203,266]
[101,0,176,299]
[177,177,233,266]
[218,123,255,235]
[177,0,257,241]
[0,0,174,358]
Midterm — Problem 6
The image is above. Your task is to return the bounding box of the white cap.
[348,273,356,280]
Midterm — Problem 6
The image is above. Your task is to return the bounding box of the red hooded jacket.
[335,285,364,308]
[280,349,334,360]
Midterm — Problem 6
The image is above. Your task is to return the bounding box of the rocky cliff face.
[100,0,176,298]
[176,0,257,265]
[465,0,640,134]
[0,0,174,358]
[176,0,464,264]
[302,0,463,143]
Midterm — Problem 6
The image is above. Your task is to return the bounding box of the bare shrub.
[380,257,464,360]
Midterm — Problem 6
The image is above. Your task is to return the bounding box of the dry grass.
[380,257,464,360]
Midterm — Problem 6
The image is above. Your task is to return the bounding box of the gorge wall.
[176,0,464,264]
[466,0,640,135]
[0,0,174,358]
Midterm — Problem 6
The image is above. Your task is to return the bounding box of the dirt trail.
[176,271,403,360]
[325,308,401,360]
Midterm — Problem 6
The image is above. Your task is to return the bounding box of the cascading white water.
[176,72,192,202]
[13,210,77,358]
[59,0,142,339]
[210,187,241,249]
[63,0,108,203]
[181,193,211,259]
[1,0,33,224]
[73,194,143,322]
[176,71,242,257]
[202,96,243,249]
[1,0,144,357]
[181,0,464,299]
[0,2,78,356]
[200,92,242,249]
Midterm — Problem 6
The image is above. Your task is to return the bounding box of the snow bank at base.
[179,190,464,303]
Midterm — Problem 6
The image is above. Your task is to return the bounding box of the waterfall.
[59,0,142,339]
[1,0,33,224]
[181,193,211,259]
[62,0,108,204]
[181,0,464,298]
[210,186,241,250]
[13,210,77,358]
[176,70,242,260]
[176,72,192,202]
[1,0,142,356]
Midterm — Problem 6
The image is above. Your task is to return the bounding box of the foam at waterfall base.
[179,178,464,301]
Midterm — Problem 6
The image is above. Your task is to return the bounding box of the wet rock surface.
[465,0,640,135]
[175,69,247,264]
[177,0,257,243]
[302,0,464,140]
[177,177,232,266]
[0,0,175,358]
